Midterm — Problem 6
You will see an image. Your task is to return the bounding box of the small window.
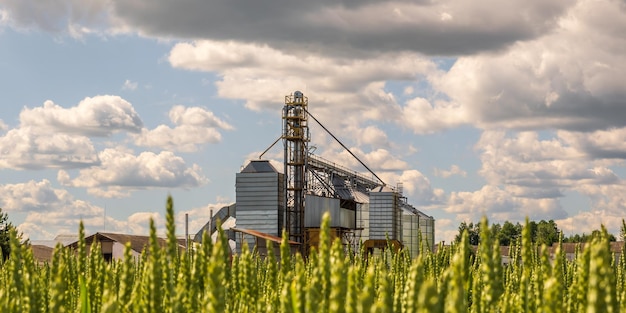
[103,253,113,262]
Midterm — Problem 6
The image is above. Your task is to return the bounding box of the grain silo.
[199,91,435,257]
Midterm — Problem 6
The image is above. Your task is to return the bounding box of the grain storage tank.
[234,160,285,253]
[401,203,435,258]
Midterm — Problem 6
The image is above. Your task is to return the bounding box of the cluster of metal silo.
[227,91,435,257]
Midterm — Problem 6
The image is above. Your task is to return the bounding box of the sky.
[1,0,625,244]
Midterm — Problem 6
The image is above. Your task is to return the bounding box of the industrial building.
[196,91,435,257]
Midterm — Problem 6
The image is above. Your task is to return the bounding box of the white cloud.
[434,164,467,178]
[134,105,234,152]
[361,148,409,171]
[0,179,200,239]
[59,147,208,197]
[436,218,458,244]
[0,179,73,212]
[0,9,8,25]
[379,169,445,206]
[0,119,7,131]
[0,179,120,239]
[444,128,626,232]
[556,210,624,240]
[168,105,232,130]
[446,185,567,223]
[399,97,469,134]
[0,127,99,170]
[20,96,143,136]
[175,201,234,235]
[122,79,138,90]
[573,183,626,217]
[355,125,389,148]
[319,146,409,173]
[0,95,149,170]
[169,40,436,113]
[476,130,621,192]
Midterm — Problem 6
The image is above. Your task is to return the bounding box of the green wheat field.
[0,196,624,312]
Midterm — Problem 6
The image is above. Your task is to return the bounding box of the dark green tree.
[0,207,16,260]
[535,220,559,246]
[498,221,522,246]
[454,222,480,245]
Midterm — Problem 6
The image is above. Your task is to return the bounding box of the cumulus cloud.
[3,0,625,245]
[447,128,626,228]
[169,40,436,113]
[161,0,625,136]
[175,201,234,235]
[355,125,389,148]
[446,185,567,223]
[0,127,99,170]
[556,210,625,240]
[0,179,115,238]
[168,39,459,146]
[378,169,445,206]
[477,130,622,193]
[0,179,74,212]
[559,127,626,160]
[0,95,150,170]
[0,179,185,239]
[59,147,208,197]
[20,96,143,136]
[134,105,234,152]
[436,218,459,244]
[434,164,467,178]
[18,208,171,240]
[434,0,626,132]
[573,183,626,217]
[319,146,409,173]
[3,1,623,136]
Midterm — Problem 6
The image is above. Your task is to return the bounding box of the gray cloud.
[1,0,571,56]
[112,0,570,56]
[467,129,626,222]
[0,0,111,37]
[436,0,626,132]
[559,128,626,160]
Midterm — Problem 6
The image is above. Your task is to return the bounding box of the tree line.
[454,219,620,247]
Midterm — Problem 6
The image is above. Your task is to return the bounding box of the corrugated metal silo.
[401,204,435,258]
[235,160,284,253]
[369,186,402,240]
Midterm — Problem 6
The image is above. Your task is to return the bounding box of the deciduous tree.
[0,207,16,260]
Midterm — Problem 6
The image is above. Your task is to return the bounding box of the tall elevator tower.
[283,91,309,244]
